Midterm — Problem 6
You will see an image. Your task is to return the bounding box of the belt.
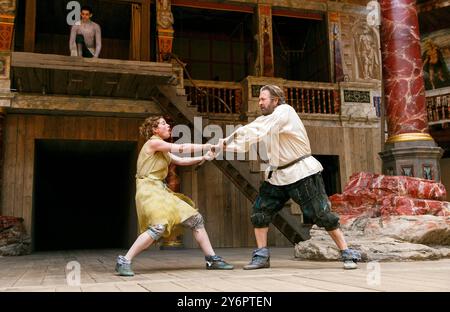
[267,154,312,179]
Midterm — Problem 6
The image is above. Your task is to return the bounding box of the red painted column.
[380,0,432,143]
[379,0,443,181]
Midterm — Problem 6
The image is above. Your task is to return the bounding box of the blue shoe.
[243,247,270,270]
[115,255,135,276]
[205,255,234,270]
[341,248,361,270]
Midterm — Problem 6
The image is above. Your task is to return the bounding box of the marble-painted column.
[379,0,443,181]
[380,0,429,141]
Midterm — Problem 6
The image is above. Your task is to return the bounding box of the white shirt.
[69,20,102,57]
[225,104,323,186]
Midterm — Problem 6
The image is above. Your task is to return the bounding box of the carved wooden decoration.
[257,5,274,77]
[0,15,14,51]
[157,0,174,62]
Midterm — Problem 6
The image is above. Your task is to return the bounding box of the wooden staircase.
[155,85,312,244]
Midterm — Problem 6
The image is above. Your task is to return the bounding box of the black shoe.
[243,247,270,270]
[205,255,234,270]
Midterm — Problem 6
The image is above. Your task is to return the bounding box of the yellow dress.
[135,135,198,237]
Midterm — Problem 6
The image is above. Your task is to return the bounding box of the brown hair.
[260,85,286,103]
[139,116,163,139]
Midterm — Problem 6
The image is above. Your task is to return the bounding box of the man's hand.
[211,138,227,153]
[203,150,216,161]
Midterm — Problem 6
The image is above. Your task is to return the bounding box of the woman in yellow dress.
[116,116,233,276]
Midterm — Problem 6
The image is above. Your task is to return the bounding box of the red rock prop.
[0,216,30,256]
[330,172,450,222]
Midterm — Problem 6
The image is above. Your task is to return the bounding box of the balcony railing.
[426,91,450,125]
[184,78,344,119]
[283,81,340,114]
[185,80,242,115]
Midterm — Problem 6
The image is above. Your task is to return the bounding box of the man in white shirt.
[216,85,361,270]
[69,6,102,58]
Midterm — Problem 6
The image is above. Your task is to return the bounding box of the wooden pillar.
[141,0,151,61]
[130,4,141,60]
[0,108,5,211]
[256,4,274,77]
[329,12,344,83]
[24,0,36,52]
[156,0,174,62]
[0,1,15,211]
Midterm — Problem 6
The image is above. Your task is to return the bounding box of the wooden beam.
[172,0,254,13]
[141,0,151,61]
[24,0,36,52]
[272,8,323,20]
[12,94,163,116]
[11,52,173,77]
[101,0,144,4]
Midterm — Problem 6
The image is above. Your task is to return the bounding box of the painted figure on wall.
[333,24,344,82]
[354,25,380,80]
[422,39,449,90]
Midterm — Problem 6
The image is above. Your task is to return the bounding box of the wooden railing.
[185,80,242,115]
[426,92,450,125]
[184,78,342,117]
[283,82,340,114]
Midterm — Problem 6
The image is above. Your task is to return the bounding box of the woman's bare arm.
[146,139,211,155]
[169,152,214,166]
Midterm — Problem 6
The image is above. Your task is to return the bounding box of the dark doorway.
[33,140,137,251]
[314,155,341,195]
[272,15,330,82]
[172,6,253,81]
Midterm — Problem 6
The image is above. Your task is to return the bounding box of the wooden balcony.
[11,52,176,99]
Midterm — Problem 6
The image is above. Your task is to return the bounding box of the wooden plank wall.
[1,114,146,236]
[306,125,382,190]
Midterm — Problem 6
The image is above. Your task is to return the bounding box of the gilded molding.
[386,133,434,144]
